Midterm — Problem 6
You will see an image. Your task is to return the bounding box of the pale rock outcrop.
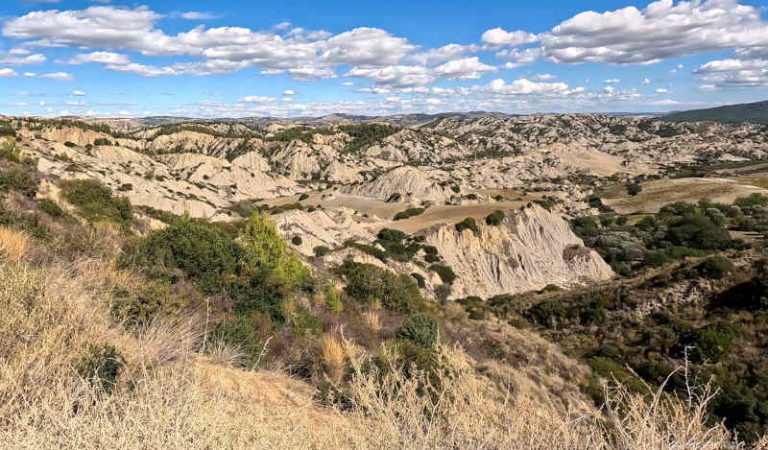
[425,205,614,298]
[344,166,451,203]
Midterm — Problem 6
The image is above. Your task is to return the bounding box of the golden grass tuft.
[320,334,347,384]
[361,310,382,332]
[0,227,30,262]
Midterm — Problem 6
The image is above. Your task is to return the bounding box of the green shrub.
[735,193,768,208]
[339,261,425,313]
[429,264,456,284]
[697,256,735,280]
[397,313,440,348]
[325,285,343,312]
[411,272,426,288]
[36,198,64,217]
[60,179,132,225]
[0,166,36,197]
[455,217,480,236]
[291,235,303,246]
[117,183,133,191]
[0,139,23,163]
[677,322,739,362]
[394,207,426,221]
[434,283,452,304]
[121,219,241,293]
[457,296,486,320]
[110,282,186,327]
[64,141,77,148]
[298,193,310,201]
[76,343,125,394]
[93,138,113,146]
[665,213,733,250]
[626,183,643,196]
[214,314,267,368]
[313,245,331,257]
[485,210,504,226]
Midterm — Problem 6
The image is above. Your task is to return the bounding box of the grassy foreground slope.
[666,100,768,125]
[0,135,761,449]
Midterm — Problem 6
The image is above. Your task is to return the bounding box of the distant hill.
[665,100,768,124]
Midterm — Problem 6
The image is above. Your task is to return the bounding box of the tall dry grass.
[0,227,30,262]
[0,258,757,449]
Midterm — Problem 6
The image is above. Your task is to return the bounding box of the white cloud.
[481,28,537,47]
[348,65,434,87]
[0,52,46,65]
[603,78,620,84]
[39,72,73,80]
[541,0,768,64]
[641,78,651,85]
[0,68,18,77]
[179,11,218,20]
[655,88,669,93]
[488,77,570,95]
[282,89,295,96]
[499,48,541,68]
[321,27,414,66]
[72,90,86,96]
[532,73,556,81]
[695,57,768,86]
[410,43,478,66]
[239,96,275,103]
[67,51,131,65]
[434,57,496,79]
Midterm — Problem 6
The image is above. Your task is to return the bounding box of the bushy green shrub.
[36,198,64,217]
[697,256,735,280]
[394,207,426,220]
[397,313,440,348]
[0,139,23,163]
[485,210,504,226]
[121,219,242,293]
[339,260,424,313]
[429,264,456,284]
[677,321,739,362]
[110,282,187,327]
[93,138,113,146]
[455,217,480,236]
[735,193,768,208]
[76,343,125,394]
[457,296,486,320]
[626,183,643,196]
[291,235,303,245]
[64,141,77,148]
[0,166,36,197]
[60,179,132,225]
[214,314,267,368]
[325,285,343,312]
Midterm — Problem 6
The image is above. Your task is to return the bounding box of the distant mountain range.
[665,100,768,125]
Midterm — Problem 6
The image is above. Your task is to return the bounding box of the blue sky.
[0,0,766,117]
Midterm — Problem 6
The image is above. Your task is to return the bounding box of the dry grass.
[362,310,382,332]
[320,334,347,384]
[0,227,30,262]
[0,257,760,449]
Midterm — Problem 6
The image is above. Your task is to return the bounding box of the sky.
[0,0,766,118]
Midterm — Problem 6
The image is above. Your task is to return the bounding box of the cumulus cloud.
[540,0,768,64]
[0,68,18,77]
[0,52,46,65]
[71,90,86,96]
[238,96,275,103]
[347,65,434,87]
[39,72,73,80]
[481,28,537,47]
[499,48,541,68]
[695,58,768,86]
[434,57,496,79]
[487,77,570,95]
